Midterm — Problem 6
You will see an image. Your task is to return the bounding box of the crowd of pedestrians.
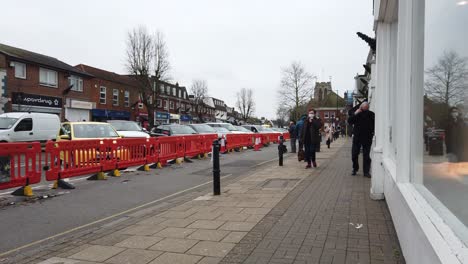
[288,102,375,177]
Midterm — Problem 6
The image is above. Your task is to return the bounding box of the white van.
[0,112,60,142]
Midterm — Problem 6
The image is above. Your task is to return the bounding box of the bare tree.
[275,105,290,127]
[425,50,468,108]
[126,26,170,128]
[278,62,315,120]
[236,88,255,122]
[190,79,208,122]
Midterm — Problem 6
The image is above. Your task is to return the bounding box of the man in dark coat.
[288,121,297,153]
[301,109,323,168]
[348,102,375,177]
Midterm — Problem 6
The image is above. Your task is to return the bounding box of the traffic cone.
[254,136,262,151]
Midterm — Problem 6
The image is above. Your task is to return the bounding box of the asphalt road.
[0,145,282,254]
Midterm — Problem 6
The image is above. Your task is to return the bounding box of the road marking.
[0,173,233,257]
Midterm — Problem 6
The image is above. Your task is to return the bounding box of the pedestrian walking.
[301,109,323,168]
[445,107,466,162]
[296,114,307,151]
[325,125,332,149]
[288,121,297,153]
[348,102,375,177]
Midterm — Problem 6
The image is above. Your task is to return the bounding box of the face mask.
[309,114,314,119]
[451,112,459,118]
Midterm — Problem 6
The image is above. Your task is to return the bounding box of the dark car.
[151,124,198,136]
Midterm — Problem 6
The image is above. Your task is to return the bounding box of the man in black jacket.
[348,102,375,177]
[301,109,323,168]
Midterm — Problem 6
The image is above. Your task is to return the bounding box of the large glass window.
[113,89,119,106]
[100,86,106,104]
[422,0,468,242]
[14,62,26,79]
[68,75,83,92]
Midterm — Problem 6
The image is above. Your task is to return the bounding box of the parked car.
[205,122,244,134]
[0,112,60,142]
[188,124,222,138]
[242,124,266,133]
[107,120,150,138]
[56,122,126,163]
[235,126,254,133]
[57,122,121,141]
[151,124,198,136]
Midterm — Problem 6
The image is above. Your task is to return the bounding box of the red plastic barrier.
[261,133,271,145]
[112,138,150,170]
[283,132,290,140]
[158,136,184,165]
[225,134,244,151]
[0,142,42,190]
[201,134,218,153]
[146,137,160,165]
[184,135,203,158]
[45,139,104,181]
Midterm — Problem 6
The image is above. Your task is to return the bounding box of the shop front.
[370,1,468,263]
[155,112,169,125]
[169,113,180,124]
[11,92,62,116]
[91,109,130,122]
[180,114,192,125]
[65,99,93,122]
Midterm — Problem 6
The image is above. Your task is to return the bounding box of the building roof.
[76,64,137,87]
[320,90,346,107]
[0,43,92,77]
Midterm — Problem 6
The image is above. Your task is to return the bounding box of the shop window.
[113,89,119,106]
[124,91,130,107]
[420,0,468,243]
[14,62,26,79]
[39,68,58,87]
[14,118,32,132]
[68,75,83,92]
[100,87,106,104]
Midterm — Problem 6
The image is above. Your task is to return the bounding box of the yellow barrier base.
[176,158,183,165]
[204,153,208,159]
[23,185,33,197]
[113,169,121,177]
[97,172,107,180]
[157,162,163,169]
[52,180,58,189]
[143,164,150,171]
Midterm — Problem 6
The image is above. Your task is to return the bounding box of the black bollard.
[212,139,221,195]
[278,135,284,166]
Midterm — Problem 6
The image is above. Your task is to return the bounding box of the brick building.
[155,80,192,125]
[0,43,94,121]
[75,64,140,122]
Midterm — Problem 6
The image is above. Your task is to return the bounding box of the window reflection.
[423,0,468,231]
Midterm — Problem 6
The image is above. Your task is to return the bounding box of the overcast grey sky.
[1,0,373,119]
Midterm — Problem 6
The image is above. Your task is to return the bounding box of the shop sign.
[180,115,192,121]
[12,92,62,108]
[156,112,169,119]
[71,100,93,109]
[170,114,180,120]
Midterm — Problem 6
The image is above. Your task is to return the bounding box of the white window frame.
[68,75,83,92]
[324,112,329,118]
[100,86,106,104]
[169,101,174,109]
[157,99,162,107]
[14,62,26,79]
[124,91,130,107]
[166,86,170,94]
[160,84,164,94]
[113,89,119,106]
[178,90,181,98]
[172,88,176,96]
[39,68,58,88]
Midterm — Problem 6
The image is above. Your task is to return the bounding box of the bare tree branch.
[190,79,208,122]
[277,61,315,120]
[425,50,468,108]
[125,26,171,128]
[236,88,255,122]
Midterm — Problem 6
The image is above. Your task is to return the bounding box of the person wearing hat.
[301,109,323,168]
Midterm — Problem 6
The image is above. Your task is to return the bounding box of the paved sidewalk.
[8,138,404,264]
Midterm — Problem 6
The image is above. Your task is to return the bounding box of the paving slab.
[187,241,236,258]
[148,252,202,264]
[113,235,164,249]
[69,245,125,262]
[149,238,199,253]
[153,227,196,239]
[188,229,230,242]
[187,220,226,230]
[104,249,163,264]
[219,222,257,232]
